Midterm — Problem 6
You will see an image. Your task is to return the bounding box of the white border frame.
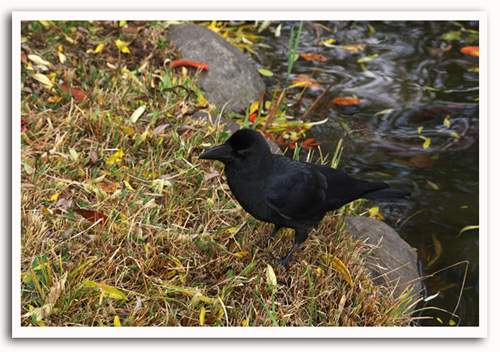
[12,11,487,338]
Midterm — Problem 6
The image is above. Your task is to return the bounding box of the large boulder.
[168,24,267,112]
[344,216,423,308]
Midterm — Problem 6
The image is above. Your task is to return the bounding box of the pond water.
[250,21,480,326]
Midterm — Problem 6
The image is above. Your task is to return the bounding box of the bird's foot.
[267,251,295,267]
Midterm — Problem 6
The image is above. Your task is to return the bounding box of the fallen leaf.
[299,52,327,62]
[289,75,323,89]
[74,208,108,225]
[60,85,87,102]
[460,46,479,57]
[171,60,209,71]
[342,44,365,53]
[331,97,365,105]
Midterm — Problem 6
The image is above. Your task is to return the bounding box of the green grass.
[20,20,419,327]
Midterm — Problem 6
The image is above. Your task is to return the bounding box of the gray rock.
[168,24,267,112]
[344,216,423,308]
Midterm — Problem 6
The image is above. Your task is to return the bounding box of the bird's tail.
[364,188,411,200]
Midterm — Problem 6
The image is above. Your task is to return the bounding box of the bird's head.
[199,128,273,169]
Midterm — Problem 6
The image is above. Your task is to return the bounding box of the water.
[250,21,480,326]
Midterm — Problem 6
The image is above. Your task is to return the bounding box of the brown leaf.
[60,85,87,102]
[409,153,437,168]
[74,208,108,225]
[202,169,220,183]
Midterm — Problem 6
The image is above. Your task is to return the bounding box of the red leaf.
[460,46,479,57]
[74,208,108,225]
[331,97,365,105]
[60,85,88,102]
[21,120,27,132]
[299,53,327,62]
[171,60,209,71]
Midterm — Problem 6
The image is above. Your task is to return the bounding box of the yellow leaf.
[106,149,124,166]
[258,68,274,77]
[130,106,146,123]
[120,125,135,136]
[28,54,53,68]
[69,148,79,162]
[46,192,60,202]
[436,317,443,324]
[119,20,127,27]
[94,43,104,54]
[233,251,249,258]
[368,206,383,220]
[123,180,135,191]
[424,86,440,91]
[423,138,431,149]
[449,319,456,326]
[115,39,130,54]
[357,53,378,63]
[450,132,461,139]
[114,315,121,327]
[457,225,479,237]
[241,319,248,326]
[426,179,439,190]
[417,126,423,134]
[58,52,67,64]
[32,73,54,90]
[199,306,206,325]
[443,115,451,128]
[84,280,128,300]
[323,254,354,287]
[266,264,277,287]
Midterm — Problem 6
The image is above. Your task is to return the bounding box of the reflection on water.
[251,20,480,326]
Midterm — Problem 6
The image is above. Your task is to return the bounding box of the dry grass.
[20,20,418,327]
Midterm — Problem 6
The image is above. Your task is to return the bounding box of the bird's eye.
[235,148,251,158]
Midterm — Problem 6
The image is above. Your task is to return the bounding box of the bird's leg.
[270,229,309,267]
[264,226,282,248]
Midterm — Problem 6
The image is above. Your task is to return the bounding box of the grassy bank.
[20,20,417,327]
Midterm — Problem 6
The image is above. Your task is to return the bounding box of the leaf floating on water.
[426,179,439,190]
[342,44,365,53]
[299,52,327,62]
[331,97,365,105]
[457,225,479,237]
[257,68,274,77]
[460,46,479,57]
[357,53,378,63]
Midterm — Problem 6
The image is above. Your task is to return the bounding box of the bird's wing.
[264,157,328,220]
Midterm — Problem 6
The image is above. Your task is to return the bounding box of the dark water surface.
[250,21,480,326]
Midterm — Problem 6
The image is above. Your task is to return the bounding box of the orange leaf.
[74,208,108,225]
[290,74,323,88]
[331,97,365,105]
[299,53,327,62]
[171,60,209,71]
[460,46,479,57]
[60,85,88,102]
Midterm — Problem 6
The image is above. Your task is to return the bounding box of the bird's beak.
[199,143,233,163]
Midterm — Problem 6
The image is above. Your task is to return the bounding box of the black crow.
[199,127,410,266]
